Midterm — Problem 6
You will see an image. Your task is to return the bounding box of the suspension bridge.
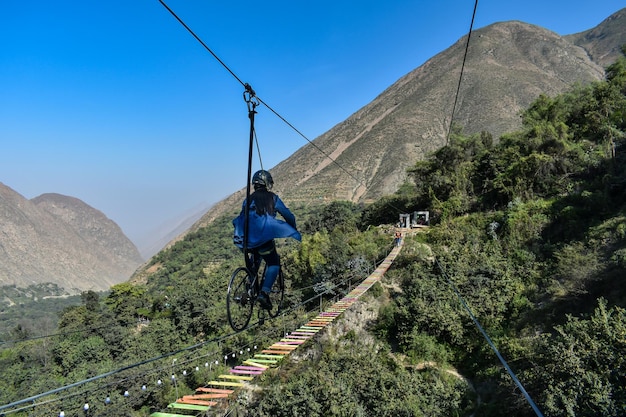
[150,235,404,417]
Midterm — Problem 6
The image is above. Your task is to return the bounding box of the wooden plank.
[228,368,265,375]
[168,402,210,411]
[279,338,306,343]
[254,354,284,359]
[182,393,228,399]
[261,349,292,355]
[234,365,267,371]
[230,368,263,375]
[245,358,277,364]
[218,374,254,381]
[176,398,217,406]
[195,387,234,394]
[207,380,244,387]
[268,344,298,350]
[243,359,270,368]
[151,413,194,417]
[282,334,311,339]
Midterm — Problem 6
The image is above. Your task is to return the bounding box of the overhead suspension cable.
[158,0,246,88]
[256,96,363,185]
[157,0,364,187]
[446,0,479,145]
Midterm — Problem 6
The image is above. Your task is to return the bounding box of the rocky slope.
[0,183,143,293]
[187,9,625,233]
[565,8,626,68]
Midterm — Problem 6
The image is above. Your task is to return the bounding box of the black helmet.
[252,170,273,189]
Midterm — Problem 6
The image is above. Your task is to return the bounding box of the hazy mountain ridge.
[0,183,142,294]
[186,10,625,235]
[134,202,213,259]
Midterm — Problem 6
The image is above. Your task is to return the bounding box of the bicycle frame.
[227,249,285,331]
[246,250,264,291]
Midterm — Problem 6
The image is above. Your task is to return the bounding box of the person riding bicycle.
[232,170,301,310]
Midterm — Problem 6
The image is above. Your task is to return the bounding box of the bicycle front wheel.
[267,267,285,318]
[227,267,254,331]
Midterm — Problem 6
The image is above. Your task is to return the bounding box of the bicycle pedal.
[235,294,249,305]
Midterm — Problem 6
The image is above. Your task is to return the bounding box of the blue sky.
[0,1,621,246]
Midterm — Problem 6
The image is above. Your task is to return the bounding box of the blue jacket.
[232,194,301,249]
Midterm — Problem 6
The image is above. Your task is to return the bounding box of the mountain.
[0,183,143,293]
[134,202,212,259]
[185,9,625,233]
[565,8,626,68]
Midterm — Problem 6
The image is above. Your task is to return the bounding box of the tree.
[303,200,361,233]
[524,299,626,417]
[82,290,100,312]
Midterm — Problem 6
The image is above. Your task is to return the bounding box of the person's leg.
[260,249,280,294]
[253,241,279,310]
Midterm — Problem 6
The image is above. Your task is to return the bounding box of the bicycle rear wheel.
[267,267,285,318]
[227,267,254,331]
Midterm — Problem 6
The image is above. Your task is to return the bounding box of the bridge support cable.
[0,325,253,415]
[435,258,544,417]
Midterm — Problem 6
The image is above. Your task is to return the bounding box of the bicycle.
[226,250,285,331]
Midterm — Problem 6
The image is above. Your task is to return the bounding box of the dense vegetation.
[361,52,626,417]
[0,284,84,340]
[1,53,625,416]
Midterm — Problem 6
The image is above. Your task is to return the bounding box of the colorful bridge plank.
[169,401,211,410]
[195,387,234,394]
[176,398,217,406]
[207,380,245,387]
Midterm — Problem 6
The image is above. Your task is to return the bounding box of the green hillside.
[2,53,626,417]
